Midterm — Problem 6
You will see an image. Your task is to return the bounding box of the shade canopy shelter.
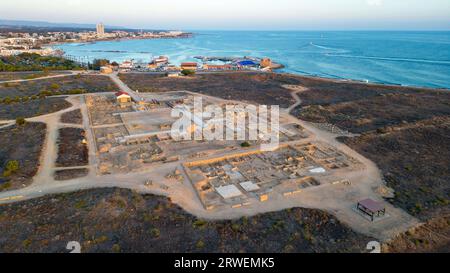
[357,198,386,221]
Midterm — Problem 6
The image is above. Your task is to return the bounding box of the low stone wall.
[183,144,290,168]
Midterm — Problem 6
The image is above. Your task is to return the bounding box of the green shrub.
[22,239,32,248]
[181,69,195,76]
[74,200,88,209]
[149,228,161,238]
[231,223,241,232]
[112,244,121,253]
[193,219,207,229]
[39,90,52,98]
[66,89,86,95]
[50,83,60,91]
[0,182,12,191]
[2,97,12,104]
[91,59,110,70]
[3,160,20,177]
[272,220,285,231]
[196,239,205,249]
[94,235,108,244]
[16,117,26,126]
[414,203,423,213]
[240,141,251,148]
[115,199,126,209]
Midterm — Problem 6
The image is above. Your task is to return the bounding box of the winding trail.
[282,84,309,113]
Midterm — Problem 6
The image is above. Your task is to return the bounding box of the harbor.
[98,55,285,74]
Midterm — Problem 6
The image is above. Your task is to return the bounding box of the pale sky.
[1,0,449,30]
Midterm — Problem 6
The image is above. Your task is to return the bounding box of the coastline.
[278,71,450,91]
[47,33,193,47]
[45,32,194,56]
[43,31,450,91]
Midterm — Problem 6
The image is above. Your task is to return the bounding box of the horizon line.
[1,18,449,32]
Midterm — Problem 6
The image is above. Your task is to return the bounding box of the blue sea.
[56,31,450,89]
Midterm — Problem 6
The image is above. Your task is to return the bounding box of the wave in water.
[326,54,450,66]
[308,43,350,54]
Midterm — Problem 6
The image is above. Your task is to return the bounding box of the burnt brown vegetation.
[383,214,450,253]
[0,71,68,81]
[119,73,298,108]
[0,97,71,120]
[54,168,89,181]
[291,77,450,134]
[339,117,450,220]
[56,127,88,167]
[0,188,375,253]
[60,109,83,124]
[0,122,46,192]
[0,74,117,100]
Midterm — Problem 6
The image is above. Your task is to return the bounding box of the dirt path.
[23,95,97,186]
[79,94,99,176]
[0,122,15,129]
[282,84,309,113]
[27,96,81,186]
[108,72,142,102]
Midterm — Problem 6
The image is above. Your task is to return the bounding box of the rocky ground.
[0,188,375,253]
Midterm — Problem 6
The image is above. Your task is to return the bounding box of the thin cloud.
[366,0,383,6]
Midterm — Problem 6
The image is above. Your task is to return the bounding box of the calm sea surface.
[56,31,450,89]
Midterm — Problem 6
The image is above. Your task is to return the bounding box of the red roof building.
[115,91,130,97]
[181,62,198,70]
[115,91,132,103]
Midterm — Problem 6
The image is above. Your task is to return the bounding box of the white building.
[96,23,105,36]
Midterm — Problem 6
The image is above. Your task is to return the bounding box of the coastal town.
[0,23,191,56]
[0,23,284,74]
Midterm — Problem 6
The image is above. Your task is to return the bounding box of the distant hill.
[0,19,127,30]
